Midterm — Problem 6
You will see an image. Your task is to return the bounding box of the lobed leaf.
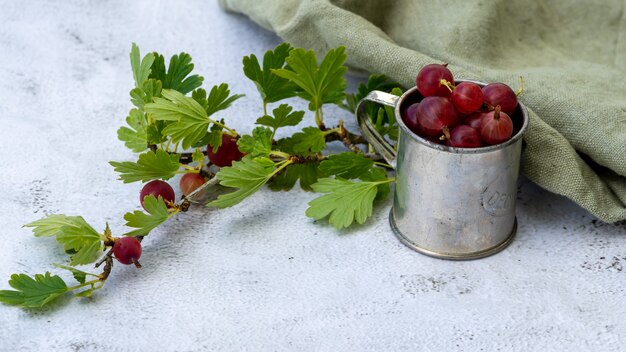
[237,127,273,158]
[109,149,181,183]
[0,272,68,308]
[318,152,374,179]
[123,195,171,237]
[207,156,276,208]
[149,52,204,94]
[130,43,155,89]
[273,46,348,111]
[117,108,148,153]
[24,215,102,266]
[268,162,321,192]
[255,104,304,130]
[305,177,391,229]
[242,42,299,104]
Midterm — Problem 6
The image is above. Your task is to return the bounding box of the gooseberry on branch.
[207,135,245,167]
[113,236,142,266]
[140,180,175,210]
[180,173,206,197]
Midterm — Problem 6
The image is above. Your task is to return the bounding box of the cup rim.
[395,80,529,154]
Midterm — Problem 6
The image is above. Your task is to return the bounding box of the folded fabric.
[219,0,626,222]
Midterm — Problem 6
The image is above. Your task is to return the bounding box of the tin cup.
[356,81,529,260]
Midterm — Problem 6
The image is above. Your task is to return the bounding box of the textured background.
[0,1,625,351]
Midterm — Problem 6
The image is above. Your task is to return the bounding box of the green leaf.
[255,104,304,130]
[341,74,402,113]
[123,195,171,237]
[24,215,103,266]
[273,46,348,111]
[290,127,326,155]
[242,42,299,104]
[192,148,205,165]
[306,177,391,229]
[0,272,68,308]
[149,52,204,94]
[318,152,374,179]
[130,43,155,89]
[359,167,391,201]
[205,84,244,117]
[194,122,225,151]
[52,264,97,284]
[146,120,168,145]
[130,79,162,108]
[109,149,181,183]
[237,127,273,158]
[207,156,276,208]
[145,89,212,149]
[191,88,209,111]
[117,108,148,153]
[268,162,321,191]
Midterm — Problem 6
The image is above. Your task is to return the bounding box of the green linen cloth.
[220,0,626,222]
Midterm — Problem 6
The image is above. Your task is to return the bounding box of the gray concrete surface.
[0,1,625,351]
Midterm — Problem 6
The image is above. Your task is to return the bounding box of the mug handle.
[355,90,400,167]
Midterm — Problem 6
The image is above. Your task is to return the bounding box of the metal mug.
[356,81,529,260]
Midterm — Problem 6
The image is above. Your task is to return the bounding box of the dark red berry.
[445,125,482,148]
[113,237,142,266]
[415,96,459,137]
[464,112,486,130]
[451,82,484,114]
[207,135,244,167]
[416,64,454,97]
[401,103,421,134]
[480,106,513,145]
[140,180,175,210]
[482,83,518,116]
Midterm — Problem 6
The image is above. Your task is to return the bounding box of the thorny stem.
[337,120,362,154]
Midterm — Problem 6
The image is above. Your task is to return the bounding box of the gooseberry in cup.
[482,83,518,116]
[464,112,486,130]
[416,64,454,97]
[401,102,421,134]
[415,96,459,137]
[451,82,484,114]
[480,105,513,145]
[444,125,483,148]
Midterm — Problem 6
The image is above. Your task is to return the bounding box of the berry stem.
[516,76,525,96]
[439,126,451,141]
[494,105,502,120]
[440,79,456,93]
